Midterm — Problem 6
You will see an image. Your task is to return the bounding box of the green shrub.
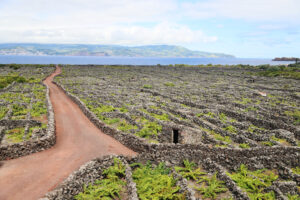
[117,120,138,132]
[9,64,22,70]
[219,113,227,122]
[261,141,274,146]
[143,84,152,89]
[287,194,300,200]
[239,143,250,148]
[285,110,300,125]
[164,82,175,87]
[213,133,232,144]
[31,101,47,117]
[195,173,228,199]
[6,127,25,143]
[291,167,300,175]
[135,121,162,139]
[75,158,126,200]
[0,106,8,120]
[234,98,252,105]
[118,106,128,113]
[223,125,237,134]
[132,162,185,200]
[12,104,28,119]
[175,160,229,199]
[228,164,278,200]
[175,160,206,180]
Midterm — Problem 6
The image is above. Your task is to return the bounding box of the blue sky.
[0,0,299,58]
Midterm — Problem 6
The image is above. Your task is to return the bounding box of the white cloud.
[182,0,300,23]
[0,0,219,45]
[0,0,298,47]
[0,22,217,45]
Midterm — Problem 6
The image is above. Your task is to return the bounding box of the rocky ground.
[45,65,300,200]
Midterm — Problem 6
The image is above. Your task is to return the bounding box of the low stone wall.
[0,126,6,144]
[41,155,137,200]
[134,143,300,172]
[0,119,41,129]
[0,78,56,160]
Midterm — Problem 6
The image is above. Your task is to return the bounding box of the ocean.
[0,55,294,65]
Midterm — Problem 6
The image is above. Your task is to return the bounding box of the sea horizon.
[0,55,294,66]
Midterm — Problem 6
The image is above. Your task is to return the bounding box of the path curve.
[0,66,136,200]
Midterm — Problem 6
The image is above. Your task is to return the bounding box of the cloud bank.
[0,0,299,57]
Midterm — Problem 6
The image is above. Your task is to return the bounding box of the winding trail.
[0,66,136,200]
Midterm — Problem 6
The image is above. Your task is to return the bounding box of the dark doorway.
[173,129,179,144]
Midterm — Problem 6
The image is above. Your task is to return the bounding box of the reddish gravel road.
[0,66,136,200]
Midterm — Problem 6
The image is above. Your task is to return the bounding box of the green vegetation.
[83,100,116,121]
[132,162,185,200]
[195,174,228,199]
[31,101,47,118]
[164,82,175,87]
[244,106,258,112]
[135,121,162,139]
[214,133,232,144]
[200,127,232,144]
[12,104,28,120]
[239,143,250,148]
[82,98,162,141]
[0,73,41,89]
[27,125,44,138]
[141,109,170,121]
[197,112,215,118]
[291,167,300,175]
[75,158,126,200]
[117,119,138,132]
[219,113,227,123]
[254,65,300,80]
[287,194,300,200]
[234,98,252,105]
[228,164,278,200]
[247,124,265,134]
[206,112,215,118]
[118,106,128,113]
[223,125,237,134]
[285,110,300,125]
[94,104,117,114]
[261,141,274,147]
[175,160,229,199]
[175,160,206,180]
[0,106,8,119]
[271,136,289,146]
[5,127,26,143]
[0,92,30,103]
[215,144,228,148]
[143,84,152,89]
[0,74,29,89]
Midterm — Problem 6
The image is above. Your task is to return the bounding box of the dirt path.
[0,66,136,200]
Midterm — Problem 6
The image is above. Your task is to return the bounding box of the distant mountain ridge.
[0,43,234,58]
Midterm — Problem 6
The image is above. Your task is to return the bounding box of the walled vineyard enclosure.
[0,65,56,159]
[0,64,299,199]
[56,65,300,147]
[46,64,300,200]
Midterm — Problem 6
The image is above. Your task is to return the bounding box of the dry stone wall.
[0,67,56,160]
